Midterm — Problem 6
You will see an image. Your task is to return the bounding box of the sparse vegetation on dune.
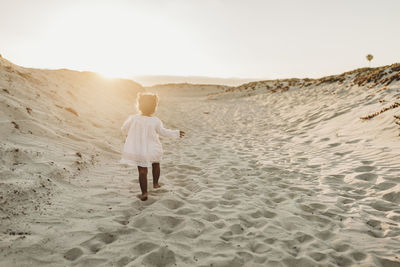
[360,102,400,120]
[209,62,400,139]
[220,63,400,96]
[353,63,400,86]
[394,114,400,135]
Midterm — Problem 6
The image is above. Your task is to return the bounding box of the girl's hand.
[179,130,185,138]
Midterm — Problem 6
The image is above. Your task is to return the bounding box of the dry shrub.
[360,102,400,120]
[353,63,400,87]
[394,114,400,136]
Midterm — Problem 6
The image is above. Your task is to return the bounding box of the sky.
[1,0,400,81]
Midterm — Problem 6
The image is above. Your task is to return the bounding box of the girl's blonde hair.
[136,92,159,116]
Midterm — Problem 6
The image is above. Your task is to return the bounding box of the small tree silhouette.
[366,54,373,67]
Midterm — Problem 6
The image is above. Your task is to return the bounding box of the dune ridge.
[1,57,400,266]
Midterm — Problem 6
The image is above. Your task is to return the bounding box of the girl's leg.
[137,166,148,200]
[152,163,161,188]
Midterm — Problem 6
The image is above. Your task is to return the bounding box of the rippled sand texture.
[1,57,400,266]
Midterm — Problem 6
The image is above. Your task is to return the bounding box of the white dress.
[120,114,180,167]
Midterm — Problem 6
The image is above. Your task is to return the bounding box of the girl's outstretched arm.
[121,115,133,135]
[156,119,180,138]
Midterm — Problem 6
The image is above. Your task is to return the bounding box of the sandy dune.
[1,57,400,266]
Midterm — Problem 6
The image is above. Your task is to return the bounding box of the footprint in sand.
[309,203,327,211]
[354,172,378,182]
[176,207,197,215]
[202,213,220,222]
[345,139,361,144]
[309,252,327,262]
[282,256,318,267]
[336,197,354,207]
[133,215,185,234]
[315,229,334,240]
[141,246,176,267]
[219,199,241,206]
[361,160,373,165]
[132,241,159,255]
[159,198,185,210]
[64,247,84,261]
[248,241,270,254]
[370,200,397,212]
[334,150,353,156]
[262,210,277,219]
[221,192,237,201]
[382,191,400,204]
[81,232,117,253]
[350,251,367,262]
[220,230,233,241]
[230,223,245,234]
[113,216,130,225]
[333,243,351,252]
[354,165,375,172]
[373,181,396,190]
[116,256,132,267]
[201,200,218,209]
[328,142,341,148]
[294,232,314,244]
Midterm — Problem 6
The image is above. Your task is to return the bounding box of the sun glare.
[41,1,206,79]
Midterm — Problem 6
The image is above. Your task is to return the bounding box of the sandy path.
[1,95,400,267]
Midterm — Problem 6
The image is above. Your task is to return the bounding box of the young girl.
[120,92,184,201]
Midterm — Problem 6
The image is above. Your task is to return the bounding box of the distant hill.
[132,75,261,87]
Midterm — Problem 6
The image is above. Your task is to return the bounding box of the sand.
[1,57,400,266]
